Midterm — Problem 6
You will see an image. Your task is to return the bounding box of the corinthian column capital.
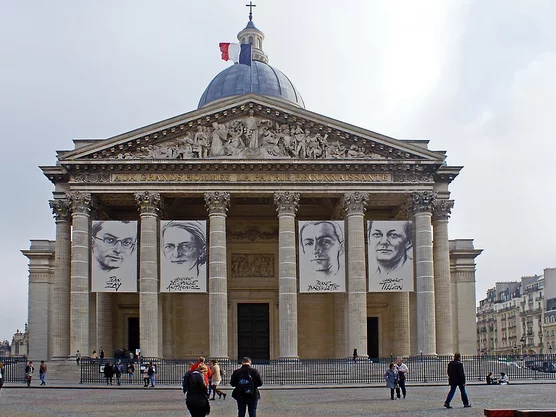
[135,191,162,215]
[49,199,72,221]
[432,199,455,221]
[274,192,300,216]
[205,191,230,215]
[67,192,92,215]
[411,191,437,214]
[343,192,369,215]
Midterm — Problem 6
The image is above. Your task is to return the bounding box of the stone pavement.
[0,382,555,416]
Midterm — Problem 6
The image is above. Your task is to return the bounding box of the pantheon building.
[23,17,481,362]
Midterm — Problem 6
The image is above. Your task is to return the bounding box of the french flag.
[219,43,252,66]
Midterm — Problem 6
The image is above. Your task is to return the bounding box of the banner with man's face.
[160,220,207,292]
[298,220,346,293]
[91,220,138,292]
[367,220,414,292]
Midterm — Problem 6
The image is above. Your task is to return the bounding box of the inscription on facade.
[110,172,392,183]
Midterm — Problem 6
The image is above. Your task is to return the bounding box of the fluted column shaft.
[274,192,300,359]
[69,192,92,358]
[412,192,437,356]
[136,191,162,358]
[433,200,454,356]
[344,192,369,358]
[205,192,230,358]
[50,199,72,359]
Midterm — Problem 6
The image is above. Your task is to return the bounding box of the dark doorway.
[128,317,139,354]
[237,303,270,361]
[367,317,379,359]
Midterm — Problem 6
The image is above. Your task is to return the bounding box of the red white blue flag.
[219,43,252,66]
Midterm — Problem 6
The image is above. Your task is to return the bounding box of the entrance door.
[237,303,270,361]
[367,317,379,359]
[128,317,140,354]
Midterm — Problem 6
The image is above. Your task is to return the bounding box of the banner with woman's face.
[159,220,207,292]
[367,220,414,292]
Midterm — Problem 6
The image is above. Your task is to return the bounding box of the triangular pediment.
[58,95,445,163]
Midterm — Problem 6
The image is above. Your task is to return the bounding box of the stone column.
[274,192,300,359]
[49,198,72,359]
[432,199,455,356]
[96,293,113,358]
[205,192,230,358]
[68,192,92,358]
[344,192,369,358]
[135,191,162,358]
[412,191,437,356]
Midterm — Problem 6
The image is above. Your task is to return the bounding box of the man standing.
[230,357,263,417]
[444,353,471,409]
[25,361,34,387]
[76,350,81,365]
[39,360,47,386]
[395,356,408,399]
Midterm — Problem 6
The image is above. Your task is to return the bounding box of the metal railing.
[0,356,29,383]
[79,354,556,385]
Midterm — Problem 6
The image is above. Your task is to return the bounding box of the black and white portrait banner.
[160,220,207,292]
[91,220,138,292]
[367,220,414,292]
[298,220,346,293]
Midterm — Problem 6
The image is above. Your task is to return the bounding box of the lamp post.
[549,345,552,358]
[520,336,526,360]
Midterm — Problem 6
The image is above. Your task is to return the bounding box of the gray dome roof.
[198,60,305,109]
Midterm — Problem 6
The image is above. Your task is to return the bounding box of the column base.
[50,355,72,362]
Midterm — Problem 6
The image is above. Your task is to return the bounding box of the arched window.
[249,36,253,44]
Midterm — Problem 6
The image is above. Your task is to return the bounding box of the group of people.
[486,371,509,385]
[183,356,263,417]
[383,356,409,400]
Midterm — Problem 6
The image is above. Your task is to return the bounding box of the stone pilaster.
[274,191,300,359]
[96,293,113,358]
[343,192,369,358]
[68,192,92,358]
[205,191,230,358]
[412,191,437,356]
[135,191,162,358]
[49,198,72,359]
[392,292,411,357]
[432,199,454,356]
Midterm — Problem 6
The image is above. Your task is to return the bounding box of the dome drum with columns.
[24,15,481,363]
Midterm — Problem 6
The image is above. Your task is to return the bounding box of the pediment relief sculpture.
[86,112,421,161]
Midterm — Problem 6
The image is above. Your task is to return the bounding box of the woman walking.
[384,362,400,400]
[183,363,211,417]
[209,359,227,400]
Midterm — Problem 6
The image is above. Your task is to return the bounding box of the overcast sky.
[1,1,555,343]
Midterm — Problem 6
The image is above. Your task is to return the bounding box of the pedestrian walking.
[99,347,105,360]
[209,359,226,400]
[230,357,263,417]
[39,360,48,386]
[115,361,122,386]
[444,352,471,409]
[353,348,358,363]
[183,364,211,417]
[384,362,400,400]
[25,361,34,387]
[76,350,81,365]
[395,356,408,398]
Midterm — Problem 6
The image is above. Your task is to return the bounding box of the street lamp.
[520,336,526,359]
[549,345,553,357]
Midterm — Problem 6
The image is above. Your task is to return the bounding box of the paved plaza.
[0,382,555,416]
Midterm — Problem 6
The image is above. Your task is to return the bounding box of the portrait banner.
[367,220,414,292]
[298,220,346,293]
[160,220,207,292]
[91,220,138,292]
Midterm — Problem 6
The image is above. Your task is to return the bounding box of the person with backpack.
[39,360,48,386]
[230,357,263,417]
[182,363,211,417]
[25,361,34,387]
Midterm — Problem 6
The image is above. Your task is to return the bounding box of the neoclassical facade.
[23,18,481,361]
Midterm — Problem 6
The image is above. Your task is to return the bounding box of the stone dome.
[198,60,305,109]
[197,19,305,109]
